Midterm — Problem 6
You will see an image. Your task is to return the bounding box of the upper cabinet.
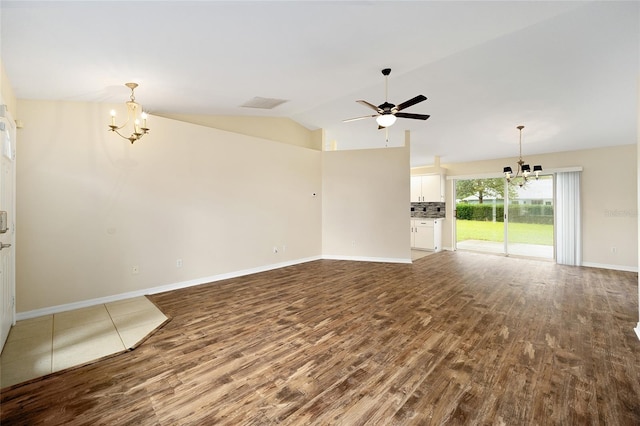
[410,176,423,202]
[411,174,445,202]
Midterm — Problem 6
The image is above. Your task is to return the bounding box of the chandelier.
[503,125,542,187]
[108,83,149,144]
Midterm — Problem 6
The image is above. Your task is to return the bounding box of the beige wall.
[0,59,17,116]
[13,97,638,315]
[322,142,411,262]
[435,144,638,270]
[157,113,322,151]
[16,100,323,313]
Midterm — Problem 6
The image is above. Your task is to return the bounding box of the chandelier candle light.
[108,82,149,144]
[503,125,542,187]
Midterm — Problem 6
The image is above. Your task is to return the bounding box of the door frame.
[0,104,17,351]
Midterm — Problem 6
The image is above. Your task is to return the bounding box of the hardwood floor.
[2,251,640,425]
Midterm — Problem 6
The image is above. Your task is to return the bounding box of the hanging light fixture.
[108,83,149,144]
[503,125,542,187]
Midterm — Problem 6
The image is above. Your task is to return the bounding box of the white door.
[0,112,16,350]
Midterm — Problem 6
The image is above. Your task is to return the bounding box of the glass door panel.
[455,178,505,254]
[506,175,554,259]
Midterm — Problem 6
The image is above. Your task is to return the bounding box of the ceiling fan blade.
[343,114,377,123]
[396,95,427,111]
[395,112,430,120]
[356,100,382,113]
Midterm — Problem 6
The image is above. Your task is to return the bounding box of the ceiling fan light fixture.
[344,68,429,129]
[376,113,397,128]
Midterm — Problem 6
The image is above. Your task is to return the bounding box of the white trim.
[15,254,415,320]
[19,252,630,321]
[446,172,503,180]
[16,256,322,321]
[581,262,638,273]
[635,323,640,341]
[321,255,412,264]
[549,167,584,173]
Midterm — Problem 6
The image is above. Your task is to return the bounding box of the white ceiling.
[1,1,638,167]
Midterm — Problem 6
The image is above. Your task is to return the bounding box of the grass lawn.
[456,220,553,246]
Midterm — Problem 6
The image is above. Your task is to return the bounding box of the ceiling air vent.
[241,97,288,110]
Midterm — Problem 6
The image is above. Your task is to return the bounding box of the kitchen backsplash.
[411,202,446,218]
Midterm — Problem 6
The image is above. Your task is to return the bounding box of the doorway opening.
[454,176,554,259]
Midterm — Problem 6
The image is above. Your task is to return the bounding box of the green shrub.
[456,203,503,222]
[456,203,552,224]
[508,204,554,224]
[456,203,473,220]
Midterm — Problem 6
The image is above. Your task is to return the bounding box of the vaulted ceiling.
[1,1,638,167]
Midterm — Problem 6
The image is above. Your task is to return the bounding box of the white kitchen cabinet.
[410,219,442,252]
[411,174,445,202]
[411,219,433,250]
[410,176,424,202]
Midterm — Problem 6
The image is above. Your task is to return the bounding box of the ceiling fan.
[343,68,430,128]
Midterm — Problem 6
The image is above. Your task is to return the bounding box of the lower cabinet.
[410,219,442,252]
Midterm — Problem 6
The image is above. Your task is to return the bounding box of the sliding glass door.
[455,176,554,259]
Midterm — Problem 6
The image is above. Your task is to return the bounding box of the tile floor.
[0,296,168,388]
[411,249,434,260]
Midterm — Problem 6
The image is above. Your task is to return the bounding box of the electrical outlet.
[132,265,139,274]
[176,258,183,268]
[273,246,278,254]
[611,247,617,254]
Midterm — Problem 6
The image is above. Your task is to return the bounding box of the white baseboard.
[19,253,630,321]
[581,262,638,273]
[635,323,640,341]
[16,256,322,321]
